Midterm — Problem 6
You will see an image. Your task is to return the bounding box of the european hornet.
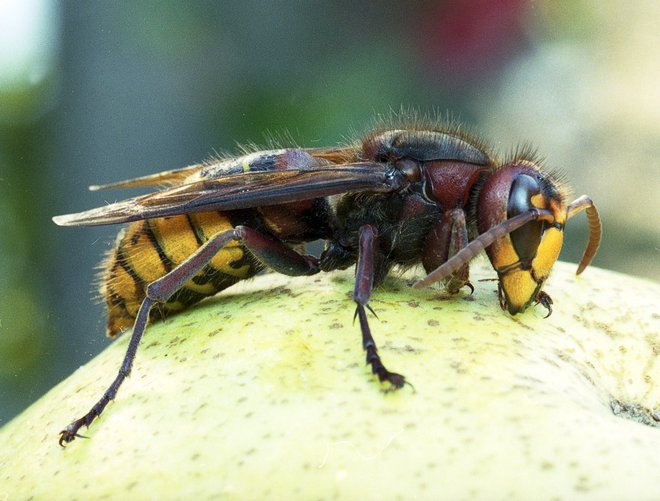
[53,118,601,445]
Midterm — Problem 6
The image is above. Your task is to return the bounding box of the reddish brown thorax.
[423,160,486,211]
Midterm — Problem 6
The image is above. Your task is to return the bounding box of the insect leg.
[232,226,320,277]
[354,224,406,390]
[59,227,320,445]
[59,295,155,445]
[59,229,244,445]
[443,209,473,294]
[147,226,320,304]
[422,208,473,294]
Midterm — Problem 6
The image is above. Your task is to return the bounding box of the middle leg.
[353,224,406,390]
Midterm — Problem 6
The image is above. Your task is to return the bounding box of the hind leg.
[59,226,319,445]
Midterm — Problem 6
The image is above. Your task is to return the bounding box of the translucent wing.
[88,163,204,191]
[88,146,360,191]
[53,162,406,227]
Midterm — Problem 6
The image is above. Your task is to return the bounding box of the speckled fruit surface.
[1,261,658,500]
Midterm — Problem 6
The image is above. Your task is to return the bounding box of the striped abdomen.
[100,197,332,337]
[101,211,261,337]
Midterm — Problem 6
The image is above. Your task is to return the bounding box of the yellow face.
[497,198,566,314]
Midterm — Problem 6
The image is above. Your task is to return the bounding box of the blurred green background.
[0,1,658,426]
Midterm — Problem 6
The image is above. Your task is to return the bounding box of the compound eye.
[508,174,544,265]
[395,158,422,183]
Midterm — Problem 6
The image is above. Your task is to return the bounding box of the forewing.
[53,163,404,227]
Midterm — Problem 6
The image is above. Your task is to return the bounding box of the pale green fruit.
[0,261,658,500]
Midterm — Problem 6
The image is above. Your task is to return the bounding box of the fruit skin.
[0,261,658,500]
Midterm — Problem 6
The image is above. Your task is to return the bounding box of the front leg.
[353,225,406,390]
[422,208,473,294]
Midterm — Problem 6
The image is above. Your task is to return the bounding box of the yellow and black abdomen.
[101,211,261,337]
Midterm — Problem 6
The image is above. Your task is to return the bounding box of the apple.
[0,261,658,499]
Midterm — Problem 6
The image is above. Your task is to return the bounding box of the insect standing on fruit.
[53,115,601,445]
